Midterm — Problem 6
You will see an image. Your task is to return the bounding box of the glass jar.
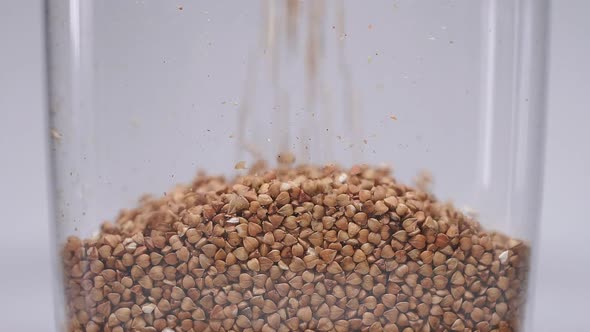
[47,1,549,331]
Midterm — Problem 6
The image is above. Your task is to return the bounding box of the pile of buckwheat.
[62,162,529,332]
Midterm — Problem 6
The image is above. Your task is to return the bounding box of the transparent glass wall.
[47,1,548,331]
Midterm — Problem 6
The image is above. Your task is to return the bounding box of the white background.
[1,1,589,331]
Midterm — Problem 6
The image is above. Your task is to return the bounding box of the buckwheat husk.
[62,163,529,332]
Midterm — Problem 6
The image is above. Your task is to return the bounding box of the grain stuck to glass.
[62,163,529,332]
